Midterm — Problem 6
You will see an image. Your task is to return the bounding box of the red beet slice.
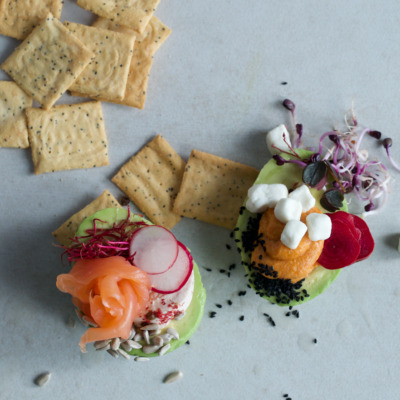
[352,215,375,261]
[318,219,361,269]
[328,211,361,241]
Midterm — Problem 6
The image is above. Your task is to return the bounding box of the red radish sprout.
[62,208,148,263]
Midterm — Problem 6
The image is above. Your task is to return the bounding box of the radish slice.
[151,242,193,294]
[129,225,178,275]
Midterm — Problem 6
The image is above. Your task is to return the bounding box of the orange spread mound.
[251,206,324,282]
[56,256,151,352]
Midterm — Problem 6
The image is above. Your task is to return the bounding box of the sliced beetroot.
[129,225,178,275]
[318,219,361,269]
[328,211,361,241]
[150,242,193,294]
[352,215,375,261]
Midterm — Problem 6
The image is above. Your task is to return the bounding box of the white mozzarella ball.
[274,198,302,223]
[289,185,316,212]
[266,124,292,155]
[245,184,288,213]
[281,220,308,249]
[306,213,332,241]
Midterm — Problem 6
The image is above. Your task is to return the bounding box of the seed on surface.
[125,339,142,349]
[152,336,164,347]
[34,372,51,387]
[158,343,171,356]
[174,312,185,321]
[94,339,111,350]
[239,315,244,321]
[313,338,318,344]
[134,356,149,362]
[163,371,183,384]
[141,323,159,331]
[143,330,150,344]
[127,328,136,340]
[110,337,121,351]
[158,333,172,344]
[167,327,179,340]
[215,304,222,308]
[142,344,161,354]
[238,290,247,296]
[227,300,232,306]
[134,333,143,342]
[209,311,217,318]
[117,349,131,360]
[107,349,119,358]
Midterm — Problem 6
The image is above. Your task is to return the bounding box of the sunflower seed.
[143,330,150,345]
[96,344,110,351]
[134,356,149,362]
[158,343,171,356]
[34,372,51,387]
[120,342,132,352]
[117,349,131,360]
[166,327,179,340]
[141,323,159,331]
[94,339,111,350]
[158,333,172,344]
[148,328,162,336]
[107,349,119,358]
[163,371,183,384]
[124,339,142,350]
[134,333,143,342]
[82,315,98,328]
[142,344,161,354]
[127,328,136,340]
[110,337,121,351]
[152,336,164,347]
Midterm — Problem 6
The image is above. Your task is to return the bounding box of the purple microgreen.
[272,154,307,168]
[282,99,295,112]
[295,123,303,148]
[382,137,400,171]
[302,161,328,187]
[364,202,375,212]
[368,130,382,140]
[309,153,321,163]
[320,188,344,212]
[318,131,337,155]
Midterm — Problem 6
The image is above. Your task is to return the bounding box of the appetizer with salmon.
[235,100,390,306]
[56,208,206,359]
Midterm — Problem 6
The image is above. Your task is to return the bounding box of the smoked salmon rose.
[56,256,151,352]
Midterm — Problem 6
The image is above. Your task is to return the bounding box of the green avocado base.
[235,149,347,307]
[76,207,206,357]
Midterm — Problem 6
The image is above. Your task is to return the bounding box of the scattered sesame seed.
[239,315,244,321]
[238,290,247,296]
[219,269,226,274]
[227,300,232,306]
[313,338,318,344]
[209,311,217,318]
[215,304,222,308]
[226,244,231,250]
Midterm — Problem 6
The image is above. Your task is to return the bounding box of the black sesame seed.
[313,338,318,344]
[186,340,190,345]
[219,269,226,274]
[215,304,222,308]
[239,315,244,321]
[209,311,217,318]
[227,300,232,306]
[226,244,231,250]
[238,290,247,296]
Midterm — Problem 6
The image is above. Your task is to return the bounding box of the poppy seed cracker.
[112,134,185,229]
[89,16,171,109]
[1,13,94,109]
[0,0,63,40]
[0,81,33,148]
[173,150,259,230]
[64,22,136,102]
[26,101,109,174]
[52,190,121,246]
[77,0,160,35]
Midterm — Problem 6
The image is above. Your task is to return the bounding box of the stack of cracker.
[53,135,259,245]
[0,0,171,171]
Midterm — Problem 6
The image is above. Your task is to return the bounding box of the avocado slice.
[235,149,347,306]
[76,207,206,357]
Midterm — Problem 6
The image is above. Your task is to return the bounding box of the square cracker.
[0,81,32,148]
[0,0,63,40]
[26,101,109,174]
[173,150,259,230]
[52,190,121,246]
[64,22,136,102]
[112,134,185,229]
[77,0,160,35]
[1,13,94,109]
[72,16,171,108]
